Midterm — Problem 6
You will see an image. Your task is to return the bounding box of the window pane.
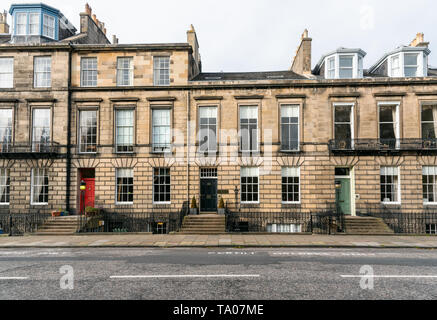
[153,168,170,203]
[116,169,133,203]
[335,106,351,123]
[404,54,418,66]
[32,109,51,151]
[404,67,417,77]
[379,106,395,122]
[339,68,353,78]
[153,56,170,86]
[339,56,352,67]
[32,168,49,204]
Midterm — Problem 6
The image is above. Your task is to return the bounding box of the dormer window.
[386,50,427,77]
[29,13,40,35]
[42,14,55,39]
[404,53,419,77]
[327,57,335,78]
[16,13,26,35]
[390,55,401,77]
[339,55,353,78]
[322,49,366,79]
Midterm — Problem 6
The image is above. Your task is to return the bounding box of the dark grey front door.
[200,179,217,212]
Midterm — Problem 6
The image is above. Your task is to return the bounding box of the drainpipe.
[186,91,190,211]
[66,44,72,213]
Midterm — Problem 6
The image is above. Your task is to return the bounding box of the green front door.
[336,178,351,215]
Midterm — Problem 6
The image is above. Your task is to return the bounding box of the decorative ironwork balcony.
[0,141,62,159]
[328,138,437,154]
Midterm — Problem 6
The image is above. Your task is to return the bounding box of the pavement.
[0,233,436,248]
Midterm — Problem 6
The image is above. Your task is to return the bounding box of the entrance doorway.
[335,167,353,216]
[79,168,95,214]
[200,168,218,212]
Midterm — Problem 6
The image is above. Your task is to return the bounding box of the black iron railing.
[0,212,51,236]
[0,141,62,158]
[329,138,437,153]
[358,211,437,234]
[224,210,346,234]
[77,208,189,234]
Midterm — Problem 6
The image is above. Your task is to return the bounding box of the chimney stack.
[290,29,312,75]
[0,10,9,34]
[187,24,202,76]
[79,3,110,43]
[112,35,119,44]
[410,32,429,48]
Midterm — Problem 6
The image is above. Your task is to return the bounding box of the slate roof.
[192,70,307,81]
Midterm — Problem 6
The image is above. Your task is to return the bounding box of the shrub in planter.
[190,196,198,215]
[85,206,100,217]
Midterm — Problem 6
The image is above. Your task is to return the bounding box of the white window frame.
[31,108,51,152]
[15,12,27,35]
[378,101,400,149]
[338,55,354,79]
[0,108,13,152]
[115,168,134,205]
[0,168,10,205]
[240,167,259,204]
[404,53,419,77]
[280,104,300,152]
[333,103,355,148]
[152,108,171,153]
[78,109,98,154]
[327,57,335,79]
[153,167,171,204]
[42,14,55,39]
[0,57,14,88]
[239,105,259,152]
[325,53,362,79]
[267,223,302,233]
[387,52,425,77]
[153,56,170,86]
[80,57,97,87]
[380,166,401,205]
[421,103,437,139]
[29,12,40,35]
[31,168,49,205]
[422,166,437,205]
[198,106,218,153]
[115,108,134,153]
[117,57,134,86]
[34,56,52,88]
[281,167,300,204]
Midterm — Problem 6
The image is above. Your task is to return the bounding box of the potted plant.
[218,197,226,215]
[51,210,61,217]
[190,196,198,215]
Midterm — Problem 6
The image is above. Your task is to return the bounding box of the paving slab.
[0,234,435,248]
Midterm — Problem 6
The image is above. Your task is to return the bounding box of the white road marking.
[0,277,29,280]
[271,252,376,257]
[110,274,260,279]
[341,275,437,279]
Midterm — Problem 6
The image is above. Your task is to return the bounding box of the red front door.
[83,178,95,208]
[80,178,95,213]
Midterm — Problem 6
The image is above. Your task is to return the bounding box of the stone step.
[178,232,227,235]
[32,232,78,236]
[344,217,394,235]
[39,226,79,230]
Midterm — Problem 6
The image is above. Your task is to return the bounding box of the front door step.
[344,216,394,235]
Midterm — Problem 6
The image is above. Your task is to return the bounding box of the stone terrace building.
[1,3,437,226]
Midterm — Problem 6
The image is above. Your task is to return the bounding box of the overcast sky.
[7,0,437,71]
